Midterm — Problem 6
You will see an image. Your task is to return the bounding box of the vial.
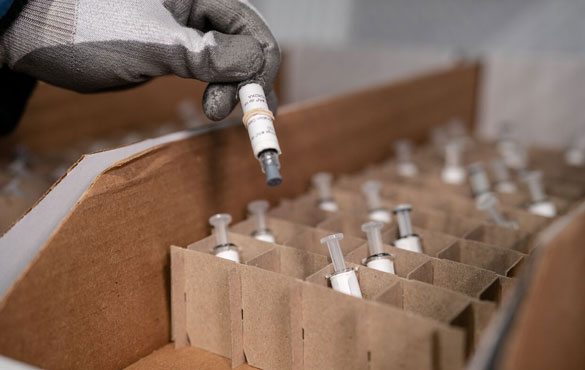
[392,204,423,253]
[239,83,283,187]
[521,171,556,217]
[565,136,585,167]
[361,180,392,223]
[361,221,395,274]
[394,139,418,177]
[441,140,466,185]
[321,233,362,298]
[490,158,517,193]
[247,200,276,243]
[312,172,339,212]
[476,193,518,229]
[468,163,492,198]
[209,213,240,263]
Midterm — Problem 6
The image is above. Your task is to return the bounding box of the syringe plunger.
[523,171,546,203]
[393,204,414,238]
[361,180,383,210]
[320,233,347,273]
[312,172,334,200]
[248,200,269,232]
[468,163,492,197]
[362,221,385,256]
[209,213,232,246]
[395,139,413,163]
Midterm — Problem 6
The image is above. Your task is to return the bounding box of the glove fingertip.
[202,83,238,121]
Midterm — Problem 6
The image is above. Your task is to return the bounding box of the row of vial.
[207,179,426,299]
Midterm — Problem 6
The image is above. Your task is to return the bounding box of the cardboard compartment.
[408,207,482,238]
[231,217,311,246]
[383,226,458,257]
[301,283,466,370]
[438,239,525,276]
[245,242,330,280]
[464,223,533,253]
[374,279,495,352]
[268,200,331,227]
[305,262,398,300]
[407,258,512,303]
[284,228,365,258]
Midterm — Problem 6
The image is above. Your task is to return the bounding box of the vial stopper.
[248,200,270,232]
[362,221,385,256]
[320,233,346,273]
[259,150,282,186]
[361,180,383,211]
[209,213,232,247]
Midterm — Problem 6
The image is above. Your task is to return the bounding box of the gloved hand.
[0,0,280,121]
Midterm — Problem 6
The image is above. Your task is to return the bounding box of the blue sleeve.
[0,0,15,18]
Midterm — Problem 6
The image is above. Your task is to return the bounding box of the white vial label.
[239,83,269,114]
[247,115,281,157]
[254,232,276,243]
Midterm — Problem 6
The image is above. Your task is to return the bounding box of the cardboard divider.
[244,241,330,280]
[374,278,495,352]
[316,214,395,239]
[231,217,312,246]
[284,228,365,258]
[300,282,467,370]
[406,258,512,303]
[463,223,533,253]
[305,262,398,300]
[438,239,525,277]
[268,200,331,227]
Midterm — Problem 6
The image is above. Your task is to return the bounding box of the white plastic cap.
[209,213,232,246]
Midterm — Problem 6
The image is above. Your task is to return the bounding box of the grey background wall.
[252,0,585,149]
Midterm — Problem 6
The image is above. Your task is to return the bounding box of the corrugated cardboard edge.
[468,200,585,370]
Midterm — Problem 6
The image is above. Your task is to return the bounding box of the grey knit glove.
[0,0,280,121]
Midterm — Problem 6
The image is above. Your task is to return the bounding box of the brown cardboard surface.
[182,249,236,357]
[407,258,507,302]
[0,63,483,369]
[125,343,257,370]
[239,265,300,370]
[268,201,331,227]
[498,208,585,370]
[171,246,187,348]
